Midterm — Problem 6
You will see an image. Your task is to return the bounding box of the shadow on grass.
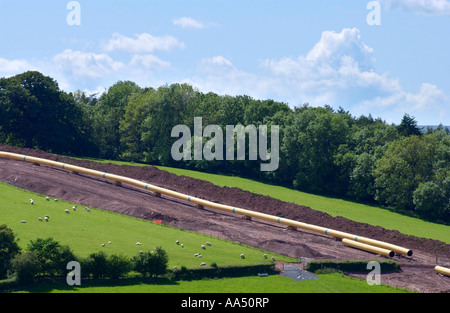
[11,277,179,293]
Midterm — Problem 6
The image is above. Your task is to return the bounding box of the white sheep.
[206,242,211,246]
[173,266,178,270]
[176,240,180,245]
[72,205,77,211]
[44,216,49,222]
[271,256,275,261]
[263,254,267,259]
[136,242,142,246]
[181,244,184,248]
[20,220,26,223]
[29,199,34,205]
[54,199,58,202]
[200,262,206,266]
[201,245,206,250]
[65,209,70,214]
[108,241,111,245]
[46,196,49,201]
[85,207,91,212]
[101,243,105,247]
[240,254,245,259]
[38,217,43,222]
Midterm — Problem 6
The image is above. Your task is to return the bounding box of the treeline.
[1,71,449,222]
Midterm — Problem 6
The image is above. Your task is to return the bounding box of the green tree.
[132,247,168,278]
[374,135,438,210]
[27,237,77,277]
[0,224,21,279]
[11,251,41,285]
[397,114,422,137]
[0,71,90,155]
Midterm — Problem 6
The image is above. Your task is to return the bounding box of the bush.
[105,254,132,279]
[81,251,108,279]
[27,237,77,277]
[131,247,168,278]
[11,251,41,285]
[0,224,21,279]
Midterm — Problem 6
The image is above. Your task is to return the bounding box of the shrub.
[27,237,77,277]
[11,251,41,285]
[105,254,132,279]
[131,247,168,278]
[81,251,108,279]
[0,224,21,279]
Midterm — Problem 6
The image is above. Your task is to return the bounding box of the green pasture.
[0,182,295,269]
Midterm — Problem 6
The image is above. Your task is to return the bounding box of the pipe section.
[342,239,395,258]
[435,266,450,277]
[0,151,413,257]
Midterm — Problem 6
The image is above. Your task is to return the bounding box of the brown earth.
[1,144,449,293]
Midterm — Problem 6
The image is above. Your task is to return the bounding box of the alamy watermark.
[367,1,381,26]
[66,261,81,286]
[171,117,280,172]
[366,261,381,286]
[67,1,81,26]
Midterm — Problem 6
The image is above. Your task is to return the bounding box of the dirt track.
[1,144,449,292]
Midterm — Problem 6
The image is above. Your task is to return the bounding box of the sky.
[0,0,449,126]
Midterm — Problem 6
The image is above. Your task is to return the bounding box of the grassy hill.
[0,182,409,293]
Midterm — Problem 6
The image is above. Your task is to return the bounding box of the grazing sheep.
[72,205,77,211]
[85,207,91,212]
[101,243,105,247]
[263,254,267,259]
[29,199,34,205]
[271,256,275,261]
[201,245,206,250]
[181,244,184,248]
[44,216,49,222]
[206,242,211,246]
[136,242,142,246]
[240,254,245,259]
[46,197,49,201]
[200,262,206,266]
[173,266,178,270]
[194,253,199,257]
[20,220,26,223]
[38,217,43,222]
[197,254,202,258]
[65,209,70,214]
[108,241,111,244]
[54,199,58,202]
[176,240,180,245]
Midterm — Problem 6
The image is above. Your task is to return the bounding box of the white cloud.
[130,54,172,71]
[382,0,450,15]
[103,33,185,54]
[173,17,205,29]
[53,49,124,78]
[0,58,38,78]
[188,28,449,124]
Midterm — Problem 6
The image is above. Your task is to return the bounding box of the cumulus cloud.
[0,58,38,78]
[188,28,448,124]
[382,0,450,15]
[173,17,206,29]
[103,33,185,54]
[53,49,124,78]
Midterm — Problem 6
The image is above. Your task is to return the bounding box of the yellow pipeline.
[435,266,450,277]
[0,151,413,257]
[342,239,395,258]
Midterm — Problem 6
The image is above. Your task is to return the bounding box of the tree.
[397,114,422,137]
[413,181,448,221]
[0,225,21,279]
[0,71,91,155]
[374,135,438,210]
[132,247,168,278]
[27,237,76,277]
[11,251,41,285]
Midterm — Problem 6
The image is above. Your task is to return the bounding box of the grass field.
[65,156,450,244]
[156,166,450,244]
[0,181,410,293]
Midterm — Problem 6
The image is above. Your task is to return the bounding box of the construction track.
[1,145,449,292]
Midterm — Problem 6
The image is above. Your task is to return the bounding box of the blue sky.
[1,0,449,125]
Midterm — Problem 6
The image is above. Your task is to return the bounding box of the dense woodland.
[1,71,449,222]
